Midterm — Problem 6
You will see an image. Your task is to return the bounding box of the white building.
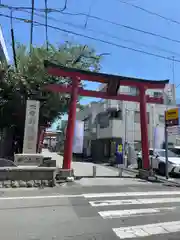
[76,84,178,162]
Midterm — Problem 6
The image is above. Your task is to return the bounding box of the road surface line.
[83,191,180,199]
[0,194,81,201]
[98,207,176,219]
[113,220,180,239]
[89,197,180,207]
[2,190,180,201]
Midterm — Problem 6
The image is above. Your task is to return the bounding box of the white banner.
[23,100,40,153]
[154,126,164,149]
[73,120,84,153]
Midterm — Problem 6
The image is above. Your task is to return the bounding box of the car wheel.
[158,162,166,176]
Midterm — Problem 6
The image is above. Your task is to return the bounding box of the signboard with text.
[116,143,124,165]
[165,108,180,127]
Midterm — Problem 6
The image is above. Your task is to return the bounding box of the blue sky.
[1,0,180,129]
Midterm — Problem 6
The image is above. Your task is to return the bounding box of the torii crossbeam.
[44,60,169,174]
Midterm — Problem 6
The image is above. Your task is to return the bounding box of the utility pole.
[30,0,35,50]
[151,104,156,149]
[10,10,17,70]
[124,106,128,167]
[132,110,135,147]
[172,56,175,84]
[124,108,128,145]
[44,0,48,51]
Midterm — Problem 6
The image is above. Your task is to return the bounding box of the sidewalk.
[41,149,134,178]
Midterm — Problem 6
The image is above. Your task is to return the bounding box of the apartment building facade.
[76,84,177,162]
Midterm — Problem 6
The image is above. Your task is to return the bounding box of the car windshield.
[169,148,180,156]
[156,150,177,158]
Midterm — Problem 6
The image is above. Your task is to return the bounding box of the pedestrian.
[13,138,20,154]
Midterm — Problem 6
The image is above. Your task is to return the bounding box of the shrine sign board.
[165,108,180,127]
[23,100,40,154]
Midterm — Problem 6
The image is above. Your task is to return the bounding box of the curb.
[122,167,180,186]
[156,176,180,187]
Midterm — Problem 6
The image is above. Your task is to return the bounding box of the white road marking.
[98,207,176,219]
[113,221,180,239]
[89,197,180,207]
[0,194,81,201]
[83,191,180,199]
[1,190,180,201]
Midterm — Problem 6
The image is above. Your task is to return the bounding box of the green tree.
[0,42,102,147]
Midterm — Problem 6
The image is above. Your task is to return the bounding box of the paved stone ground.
[41,149,135,178]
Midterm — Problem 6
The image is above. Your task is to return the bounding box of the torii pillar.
[139,85,149,169]
[63,77,79,170]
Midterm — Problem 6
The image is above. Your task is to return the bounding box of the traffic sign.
[165,108,180,127]
[167,126,180,135]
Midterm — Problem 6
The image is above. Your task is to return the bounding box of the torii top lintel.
[44,60,169,91]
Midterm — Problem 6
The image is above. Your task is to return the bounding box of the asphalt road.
[1,180,180,239]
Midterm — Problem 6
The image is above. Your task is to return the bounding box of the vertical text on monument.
[23,100,40,153]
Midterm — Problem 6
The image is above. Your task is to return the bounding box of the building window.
[159,114,164,123]
[130,87,139,96]
[134,111,140,123]
[153,91,163,98]
[134,111,149,123]
[84,116,90,130]
[97,112,110,129]
[84,120,89,131]
[109,110,123,120]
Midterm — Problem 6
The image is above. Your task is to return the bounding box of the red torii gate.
[44,60,169,174]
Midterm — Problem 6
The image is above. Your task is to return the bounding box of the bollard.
[118,167,123,177]
[93,165,96,178]
[124,155,128,168]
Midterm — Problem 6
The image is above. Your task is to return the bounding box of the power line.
[1,13,180,64]
[0,2,68,13]
[9,5,180,58]
[1,4,180,57]
[59,0,68,12]
[117,0,180,26]
[34,12,180,57]
[1,4,180,46]
[84,0,95,28]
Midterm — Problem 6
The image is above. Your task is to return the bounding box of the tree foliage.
[0,42,102,133]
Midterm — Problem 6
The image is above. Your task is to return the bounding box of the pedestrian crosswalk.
[83,190,180,239]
